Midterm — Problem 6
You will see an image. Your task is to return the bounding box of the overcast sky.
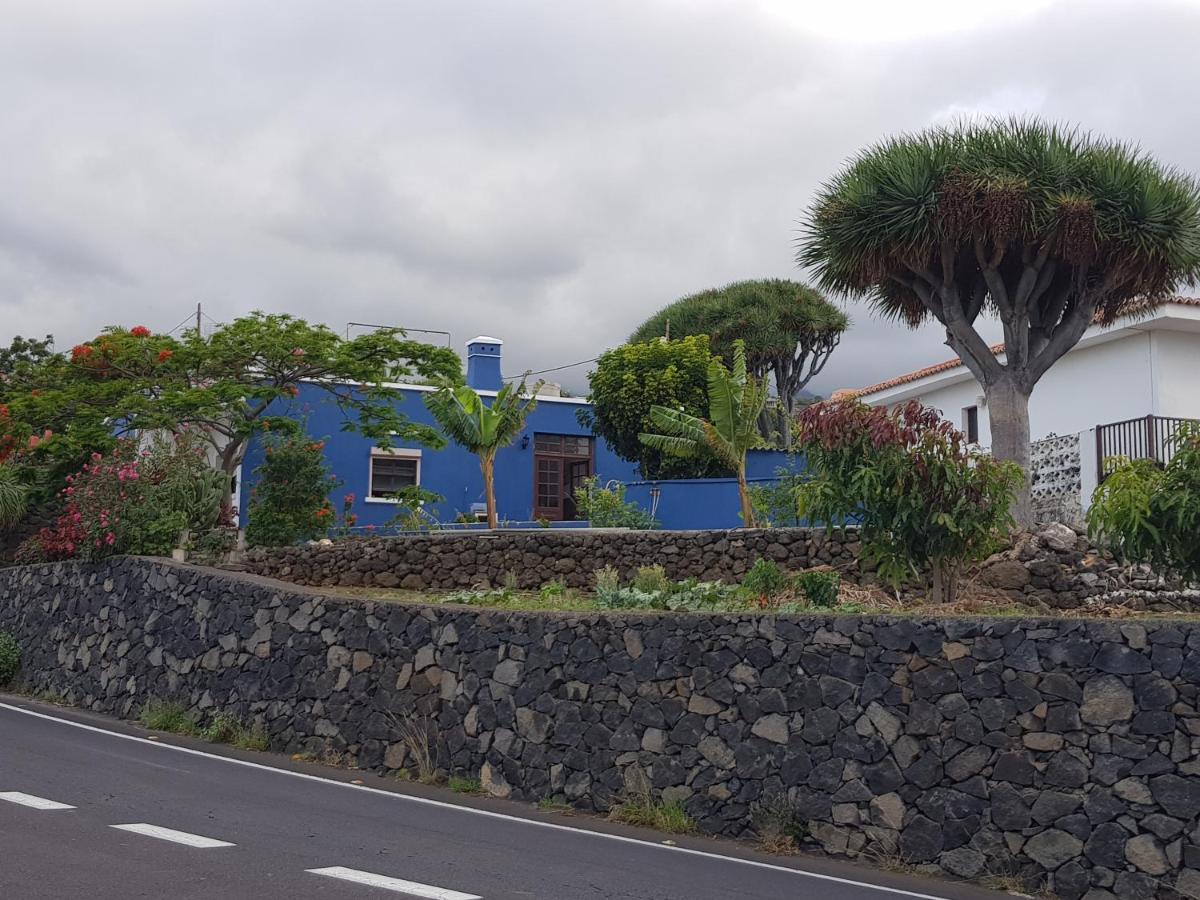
[2,0,1198,395]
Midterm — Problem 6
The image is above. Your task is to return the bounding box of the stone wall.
[239,526,1194,612]
[2,557,1200,898]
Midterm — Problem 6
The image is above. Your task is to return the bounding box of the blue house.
[238,335,798,532]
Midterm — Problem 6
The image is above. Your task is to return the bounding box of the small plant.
[593,565,621,595]
[574,477,658,529]
[795,569,840,608]
[750,793,807,854]
[631,564,669,593]
[536,797,574,813]
[449,776,482,794]
[535,517,552,529]
[0,465,30,532]
[741,557,787,604]
[610,793,696,835]
[748,468,807,528]
[201,712,269,751]
[138,700,199,735]
[502,570,520,592]
[0,631,19,685]
[1088,424,1200,583]
[538,580,567,601]
[387,710,438,784]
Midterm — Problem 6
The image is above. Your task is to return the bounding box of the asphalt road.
[0,697,1009,900]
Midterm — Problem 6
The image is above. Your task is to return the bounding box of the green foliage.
[449,776,483,794]
[574,476,657,529]
[0,631,19,685]
[741,558,787,601]
[610,794,696,834]
[583,335,726,479]
[0,465,29,531]
[795,399,1023,603]
[245,434,335,548]
[0,315,461,511]
[640,340,768,526]
[138,700,199,735]
[202,712,269,751]
[748,468,807,527]
[795,570,840,608]
[750,793,807,851]
[425,379,538,528]
[1088,425,1200,582]
[629,280,848,431]
[631,565,670,593]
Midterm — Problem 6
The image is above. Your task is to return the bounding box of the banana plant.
[640,340,767,527]
[425,380,540,529]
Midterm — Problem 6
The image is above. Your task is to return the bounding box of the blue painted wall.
[622,450,802,530]
[239,382,641,530]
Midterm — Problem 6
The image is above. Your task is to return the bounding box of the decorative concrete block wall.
[2,557,1199,898]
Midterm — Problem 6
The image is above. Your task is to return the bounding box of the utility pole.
[664,318,670,341]
[195,302,202,338]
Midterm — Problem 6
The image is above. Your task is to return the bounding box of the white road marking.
[0,791,75,810]
[307,867,481,899]
[0,701,951,900]
[110,823,235,848]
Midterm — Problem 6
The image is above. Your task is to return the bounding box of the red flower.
[71,344,94,361]
[157,349,173,363]
[130,325,151,338]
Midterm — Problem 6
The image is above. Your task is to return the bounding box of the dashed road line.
[110,823,235,848]
[306,867,482,899]
[0,791,75,810]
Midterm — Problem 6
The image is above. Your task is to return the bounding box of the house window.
[963,406,979,444]
[368,449,421,501]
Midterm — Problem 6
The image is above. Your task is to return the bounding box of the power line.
[503,356,600,380]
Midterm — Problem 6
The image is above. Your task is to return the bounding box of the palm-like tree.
[798,119,1200,527]
[640,341,767,527]
[425,380,539,529]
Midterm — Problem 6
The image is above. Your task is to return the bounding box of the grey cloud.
[0,0,1198,396]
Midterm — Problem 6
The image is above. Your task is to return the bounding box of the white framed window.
[367,448,421,502]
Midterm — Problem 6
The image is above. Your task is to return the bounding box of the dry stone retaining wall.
[3,558,1200,896]
[241,526,1194,612]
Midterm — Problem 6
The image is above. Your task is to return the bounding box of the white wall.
[1151,330,1200,420]
[891,332,1157,447]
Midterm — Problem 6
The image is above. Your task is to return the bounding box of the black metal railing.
[1096,415,1197,481]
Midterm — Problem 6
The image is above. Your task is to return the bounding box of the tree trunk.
[737,458,757,528]
[481,454,498,529]
[986,377,1034,530]
[218,438,246,525]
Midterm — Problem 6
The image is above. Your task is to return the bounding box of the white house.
[836,298,1200,522]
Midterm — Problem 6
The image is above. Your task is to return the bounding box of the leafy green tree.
[630,280,848,442]
[0,466,28,531]
[245,434,336,548]
[797,119,1200,527]
[640,341,767,526]
[1088,425,1200,583]
[1,314,462,510]
[0,335,54,382]
[425,380,539,529]
[794,399,1023,603]
[583,334,726,479]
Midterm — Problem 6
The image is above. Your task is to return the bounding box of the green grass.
[536,798,574,813]
[609,796,696,835]
[138,700,200,735]
[448,776,482,794]
[201,712,270,751]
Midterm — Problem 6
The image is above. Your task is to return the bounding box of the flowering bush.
[794,399,1022,603]
[244,435,335,548]
[15,437,226,563]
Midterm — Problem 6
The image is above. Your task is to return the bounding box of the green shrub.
[138,700,198,735]
[631,564,669,593]
[245,434,335,548]
[795,399,1022,604]
[574,477,658,529]
[795,570,840,608]
[0,631,19,685]
[610,794,696,834]
[741,558,787,601]
[1088,424,1200,583]
[748,469,806,528]
[0,466,30,532]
